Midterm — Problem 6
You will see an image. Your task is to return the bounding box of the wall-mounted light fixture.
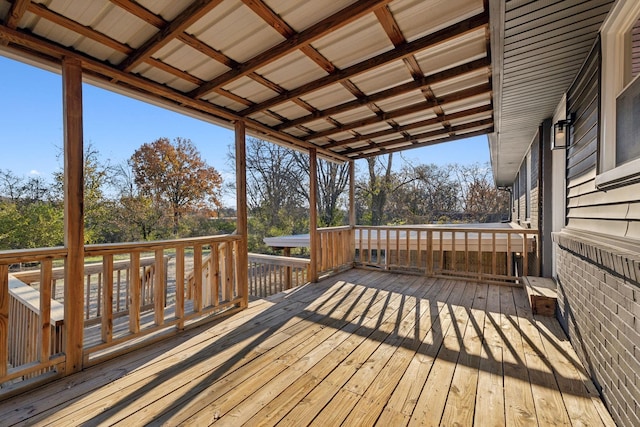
[552,113,575,150]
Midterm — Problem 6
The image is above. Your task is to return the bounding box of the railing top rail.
[248,253,311,267]
[84,234,241,256]
[317,226,353,232]
[0,247,68,264]
[354,225,538,234]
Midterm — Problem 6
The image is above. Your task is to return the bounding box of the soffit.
[490,0,614,185]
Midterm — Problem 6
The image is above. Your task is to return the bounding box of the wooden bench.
[522,276,557,316]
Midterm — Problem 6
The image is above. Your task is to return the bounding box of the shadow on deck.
[0,269,615,426]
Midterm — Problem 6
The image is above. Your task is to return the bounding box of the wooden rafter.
[341,119,493,156]
[301,83,492,142]
[118,0,225,72]
[274,58,490,131]
[354,128,491,159]
[323,104,493,150]
[188,0,393,99]
[5,0,30,29]
[239,11,489,116]
[28,3,132,54]
[0,23,347,163]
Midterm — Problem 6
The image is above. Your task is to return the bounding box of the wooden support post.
[62,57,84,374]
[309,148,319,282]
[0,264,7,377]
[235,120,249,308]
[349,160,356,265]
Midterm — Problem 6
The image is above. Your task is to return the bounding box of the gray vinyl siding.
[565,37,640,239]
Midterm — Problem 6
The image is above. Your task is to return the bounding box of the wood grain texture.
[0,271,614,426]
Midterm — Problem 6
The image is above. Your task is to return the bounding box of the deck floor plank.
[0,270,616,427]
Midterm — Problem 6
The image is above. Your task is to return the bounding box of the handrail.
[0,247,68,263]
[248,253,310,267]
[84,234,240,256]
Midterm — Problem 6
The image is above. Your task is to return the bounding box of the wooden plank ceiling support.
[62,57,85,374]
[189,0,394,99]
[0,23,347,163]
[239,10,489,116]
[355,128,492,159]
[106,0,313,131]
[275,58,490,131]
[1,0,30,46]
[309,148,318,283]
[302,83,492,142]
[324,104,493,150]
[235,120,249,309]
[4,0,30,29]
[339,118,493,156]
[118,0,224,72]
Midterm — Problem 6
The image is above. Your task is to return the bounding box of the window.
[597,1,640,189]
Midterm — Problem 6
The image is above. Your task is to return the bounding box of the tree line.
[0,137,229,249]
[0,136,509,252]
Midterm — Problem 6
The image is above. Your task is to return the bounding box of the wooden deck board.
[0,270,615,427]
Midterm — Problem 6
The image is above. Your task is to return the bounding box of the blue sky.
[0,55,490,206]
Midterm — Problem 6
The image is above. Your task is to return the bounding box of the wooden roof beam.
[274,58,490,131]
[239,10,489,116]
[0,23,346,163]
[118,0,224,72]
[338,118,493,156]
[5,0,30,29]
[323,104,493,149]
[188,0,394,99]
[301,83,492,141]
[354,128,491,159]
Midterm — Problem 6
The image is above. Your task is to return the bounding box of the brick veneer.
[554,231,640,426]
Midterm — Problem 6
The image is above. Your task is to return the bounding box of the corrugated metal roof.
[490,0,614,185]
[0,0,491,161]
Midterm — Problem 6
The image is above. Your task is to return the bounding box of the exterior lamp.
[552,113,575,150]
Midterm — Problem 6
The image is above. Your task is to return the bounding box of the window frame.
[597,0,640,189]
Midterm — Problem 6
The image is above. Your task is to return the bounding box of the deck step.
[522,276,557,316]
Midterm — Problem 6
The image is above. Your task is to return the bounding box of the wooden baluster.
[405,229,411,268]
[284,248,292,290]
[439,231,444,272]
[102,255,113,343]
[426,230,433,276]
[212,244,220,307]
[129,252,141,334]
[96,272,102,318]
[451,230,456,272]
[154,249,165,326]
[225,241,233,301]
[193,245,203,312]
[40,260,52,364]
[85,274,91,320]
[523,232,529,277]
[507,233,513,279]
[477,231,482,280]
[492,232,497,277]
[416,230,422,270]
[175,246,185,329]
[464,231,469,274]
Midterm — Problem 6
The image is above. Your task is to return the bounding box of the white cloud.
[29,169,40,175]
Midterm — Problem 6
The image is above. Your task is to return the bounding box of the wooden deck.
[0,270,614,426]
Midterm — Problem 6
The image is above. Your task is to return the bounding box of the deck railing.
[248,253,310,297]
[0,234,246,390]
[316,226,354,276]
[354,225,538,284]
[0,248,68,388]
[83,235,244,363]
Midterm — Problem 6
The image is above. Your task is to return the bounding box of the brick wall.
[555,232,640,426]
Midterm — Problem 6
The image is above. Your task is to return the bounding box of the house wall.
[512,134,540,230]
[552,38,640,426]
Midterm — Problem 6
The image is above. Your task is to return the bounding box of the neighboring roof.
[0,0,492,162]
[489,0,614,186]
